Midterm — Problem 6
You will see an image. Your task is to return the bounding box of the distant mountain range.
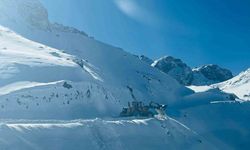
[139,55,250,101]
[139,55,233,86]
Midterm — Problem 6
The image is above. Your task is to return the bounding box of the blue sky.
[40,0,250,74]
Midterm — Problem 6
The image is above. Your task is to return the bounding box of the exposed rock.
[192,64,233,85]
[152,56,193,85]
[152,56,233,86]
[139,55,154,65]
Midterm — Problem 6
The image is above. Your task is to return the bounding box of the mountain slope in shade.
[152,56,193,85]
[152,56,233,86]
[192,64,233,86]
[138,55,154,65]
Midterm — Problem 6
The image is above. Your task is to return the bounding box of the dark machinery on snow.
[120,101,167,117]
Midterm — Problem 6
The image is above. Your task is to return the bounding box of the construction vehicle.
[120,101,167,117]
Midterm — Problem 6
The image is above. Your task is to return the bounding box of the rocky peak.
[152,56,193,85]
[152,56,234,86]
[192,64,233,85]
[139,55,153,65]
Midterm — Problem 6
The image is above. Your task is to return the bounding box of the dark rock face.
[152,56,193,85]
[139,55,154,65]
[152,56,233,86]
[192,65,233,85]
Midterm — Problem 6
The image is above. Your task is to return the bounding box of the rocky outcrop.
[152,56,193,85]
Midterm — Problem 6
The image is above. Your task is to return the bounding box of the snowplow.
[120,101,167,117]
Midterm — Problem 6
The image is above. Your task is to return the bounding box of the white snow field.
[0,0,249,149]
[0,118,215,150]
[188,68,250,101]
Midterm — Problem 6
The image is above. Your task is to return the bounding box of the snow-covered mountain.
[152,56,193,85]
[0,0,232,119]
[189,68,250,101]
[138,55,154,65]
[215,68,250,101]
[192,64,233,86]
[152,56,233,86]
[0,0,249,149]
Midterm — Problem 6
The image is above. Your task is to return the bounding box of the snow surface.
[0,0,249,149]
[188,68,250,101]
[0,118,215,150]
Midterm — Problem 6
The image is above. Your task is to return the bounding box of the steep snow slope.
[214,68,250,101]
[0,26,89,87]
[188,68,250,101]
[0,0,198,119]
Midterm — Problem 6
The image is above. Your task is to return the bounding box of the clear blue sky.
[40,0,250,74]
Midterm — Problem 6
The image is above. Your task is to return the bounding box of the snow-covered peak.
[192,64,233,85]
[218,68,250,87]
[189,68,250,101]
[152,56,193,85]
[193,64,233,81]
[213,68,250,100]
[151,56,234,86]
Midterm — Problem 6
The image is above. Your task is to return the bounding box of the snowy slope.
[0,26,89,86]
[0,0,249,149]
[214,68,250,101]
[0,25,199,119]
[0,118,215,150]
[0,0,197,119]
[169,101,250,150]
[188,68,250,101]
